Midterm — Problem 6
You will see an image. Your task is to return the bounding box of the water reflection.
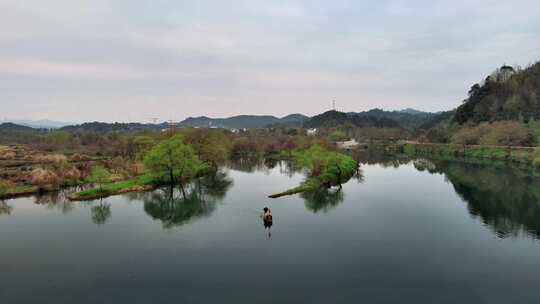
[227,157,265,173]
[299,167,362,214]
[143,171,233,229]
[360,153,540,240]
[31,188,112,225]
[91,201,111,225]
[355,149,411,168]
[301,188,345,213]
[428,161,540,239]
[229,158,300,178]
[34,190,76,214]
[0,201,13,215]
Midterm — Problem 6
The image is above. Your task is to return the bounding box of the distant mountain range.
[3,61,539,141]
[59,122,166,133]
[178,109,435,129]
[1,108,435,135]
[0,123,47,144]
[1,119,73,129]
[178,114,309,129]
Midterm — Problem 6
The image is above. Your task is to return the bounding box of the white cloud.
[0,59,142,79]
[0,0,539,121]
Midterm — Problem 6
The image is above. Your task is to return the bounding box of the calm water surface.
[1,158,540,303]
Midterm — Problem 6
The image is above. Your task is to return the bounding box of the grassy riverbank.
[0,185,39,199]
[394,142,540,168]
[68,174,160,201]
[269,145,358,198]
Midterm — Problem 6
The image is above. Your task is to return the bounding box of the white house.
[336,139,360,150]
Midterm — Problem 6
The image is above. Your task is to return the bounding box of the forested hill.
[454,62,540,124]
[60,122,166,133]
[178,114,308,129]
[0,123,47,144]
[304,109,435,129]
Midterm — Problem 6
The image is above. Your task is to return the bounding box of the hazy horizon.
[2,0,539,123]
[1,107,434,125]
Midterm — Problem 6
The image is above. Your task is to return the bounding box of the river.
[1,157,540,303]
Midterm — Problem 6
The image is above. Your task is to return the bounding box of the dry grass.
[35,154,68,163]
[0,146,16,160]
[29,168,60,190]
[71,153,91,162]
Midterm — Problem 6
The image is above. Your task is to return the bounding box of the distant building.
[307,128,318,136]
[336,139,359,150]
[231,128,247,134]
[497,65,515,82]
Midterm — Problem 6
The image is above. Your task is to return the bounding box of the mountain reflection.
[414,159,540,239]
[143,170,233,229]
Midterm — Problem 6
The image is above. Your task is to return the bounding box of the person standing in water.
[263,207,273,238]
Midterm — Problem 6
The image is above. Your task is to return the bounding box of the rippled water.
[1,158,540,303]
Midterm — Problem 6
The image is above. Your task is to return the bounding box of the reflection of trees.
[0,201,13,215]
[278,160,299,178]
[428,161,540,239]
[299,161,362,213]
[361,151,540,240]
[227,158,264,173]
[34,190,75,214]
[356,150,412,168]
[301,188,344,214]
[353,167,365,183]
[412,159,436,171]
[91,201,111,225]
[196,170,233,200]
[264,158,278,169]
[143,170,233,229]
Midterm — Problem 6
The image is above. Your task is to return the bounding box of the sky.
[1,0,539,123]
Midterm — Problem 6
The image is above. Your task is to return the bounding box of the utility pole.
[168,120,175,136]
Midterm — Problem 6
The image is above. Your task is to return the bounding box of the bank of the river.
[70,144,361,201]
[0,178,154,202]
[0,185,39,200]
[67,174,160,201]
[0,144,112,200]
[381,142,540,168]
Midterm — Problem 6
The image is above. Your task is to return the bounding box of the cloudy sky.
[1,0,539,123]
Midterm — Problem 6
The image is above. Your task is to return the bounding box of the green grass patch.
[269,145,357,198]
[399,143,537,168]
[71,174,161,201]
[0,184,39,199]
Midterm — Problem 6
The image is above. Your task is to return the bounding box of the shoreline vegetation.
[268,145,358,198]
[0,130,360,201]
[70,144,360,201]
[44,141,540,201]
[68,175,159,201]
[3,137,540,201]
[381,141,540,168]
